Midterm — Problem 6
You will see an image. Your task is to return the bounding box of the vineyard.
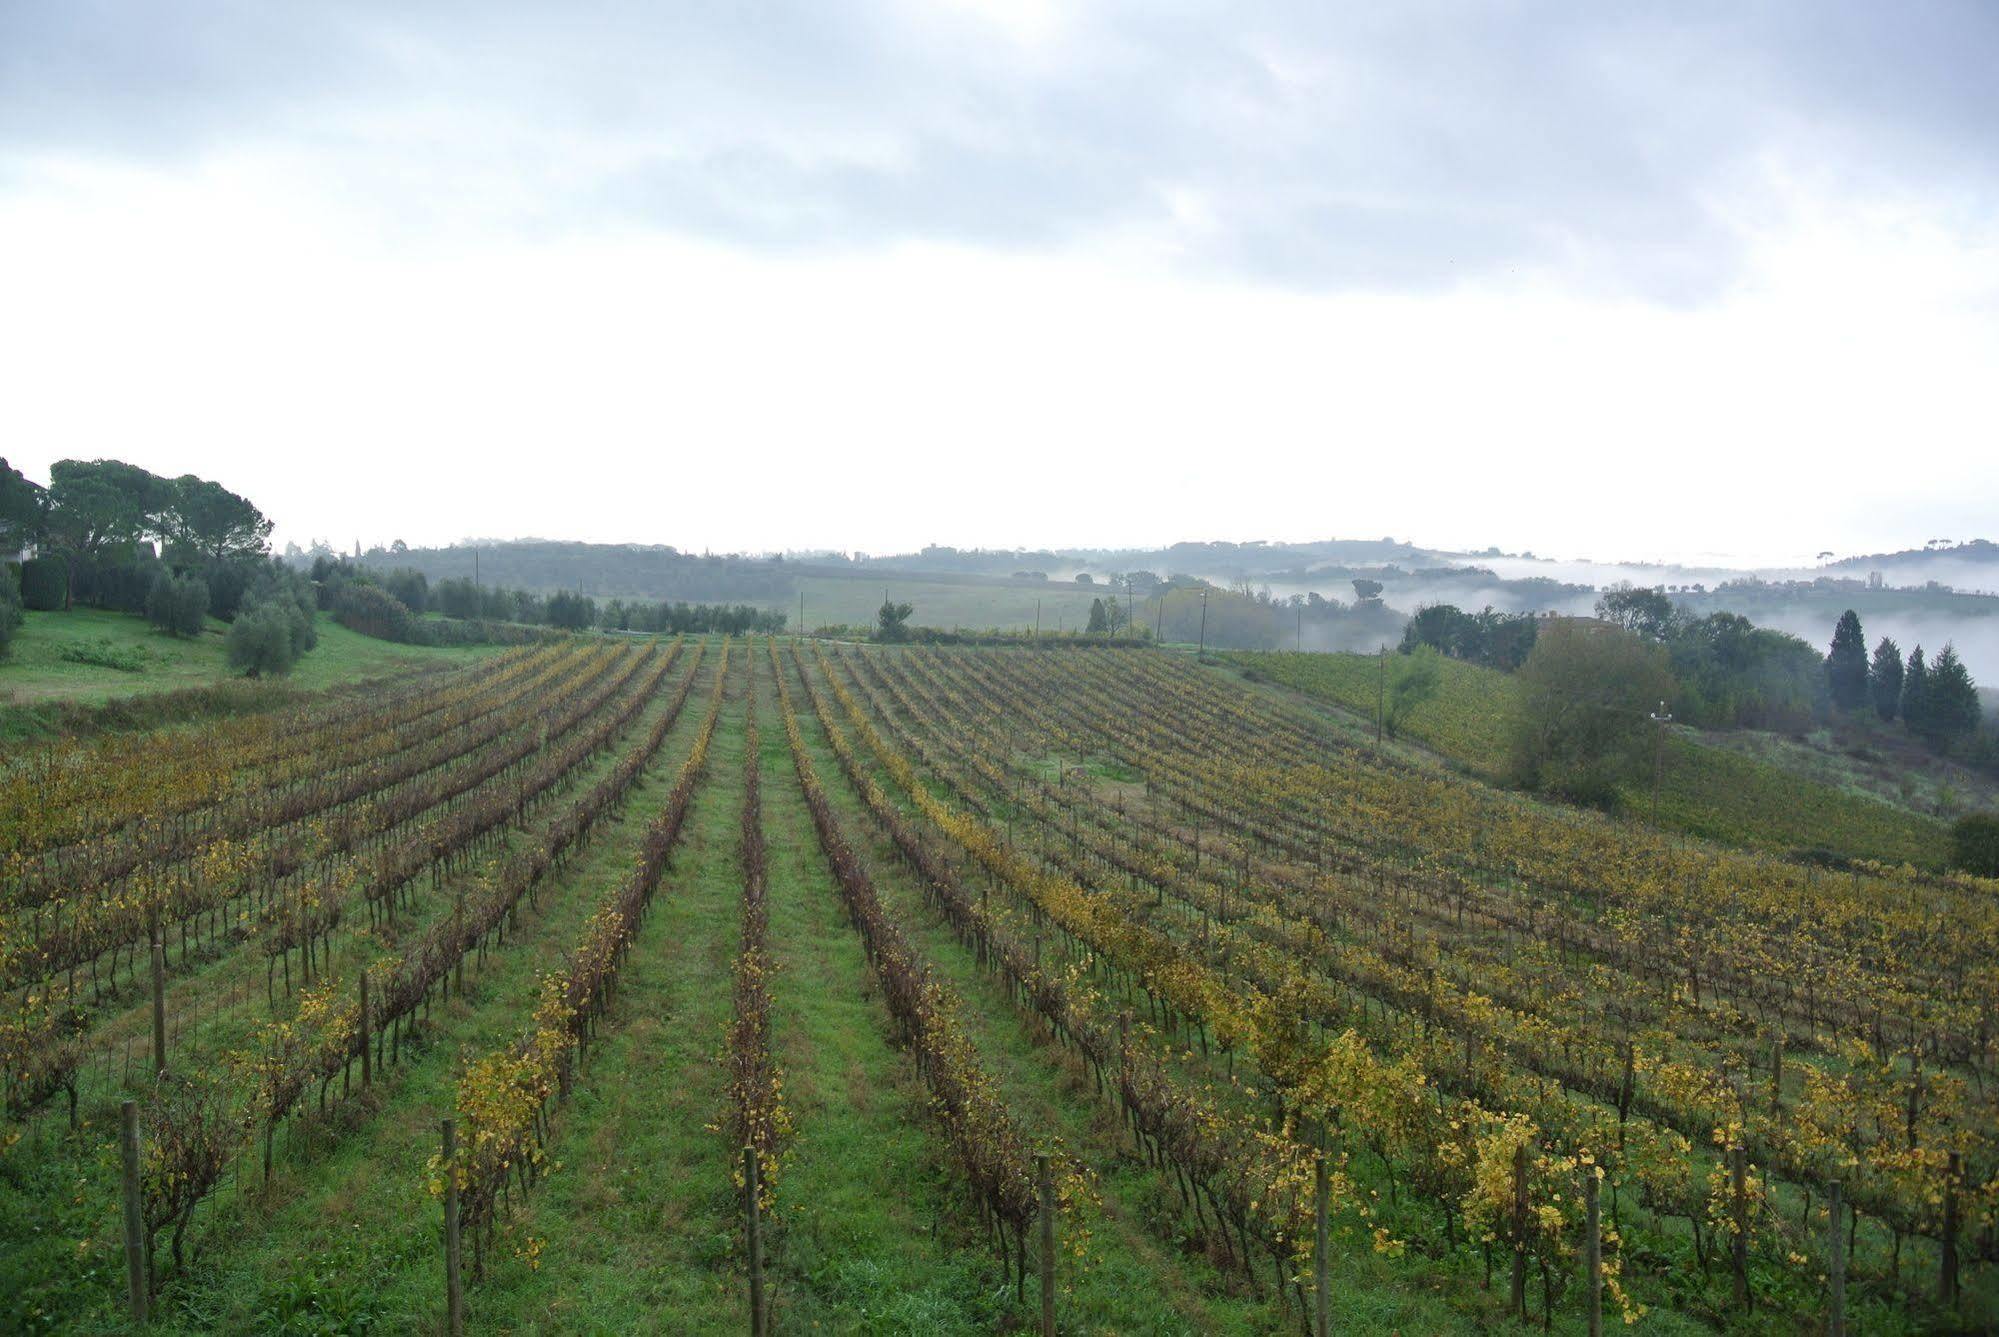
[3,638,1995,1332]
[1225,648,1953,868]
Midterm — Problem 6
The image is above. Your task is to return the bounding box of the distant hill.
[1827,538,1999,572]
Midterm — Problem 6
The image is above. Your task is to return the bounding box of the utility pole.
[1035,598,1041,639]
[1649,699,1673,823]
[798,589,804,636]
[1197,587,1209,655]
[1296,601,1302,650]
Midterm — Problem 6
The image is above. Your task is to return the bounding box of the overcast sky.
[3,1,1995,564]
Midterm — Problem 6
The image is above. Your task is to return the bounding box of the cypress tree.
[1926,644,1982,748]
[1870,636,1903,721]
[1086,597,1110,634]
[1902,646,1932,739]
[1824,609,1869,712]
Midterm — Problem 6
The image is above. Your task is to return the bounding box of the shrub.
[1953,813,1999,878]
[227,602,299,677]
[56,640,149,672]
[1508,620,1675,805]
[0,572,21,659]
[333,583,415,642]
[146,571,211,638]
[20,556,67,611]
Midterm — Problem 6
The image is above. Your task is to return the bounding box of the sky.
[2,1,1996,565]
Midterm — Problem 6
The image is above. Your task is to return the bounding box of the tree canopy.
[158,475,273,562]
[1509,620,1676,808]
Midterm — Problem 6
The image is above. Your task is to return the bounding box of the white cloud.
[2,150,1993,564]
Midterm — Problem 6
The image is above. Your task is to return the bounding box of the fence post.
[1314,1152,1331,1337]
[120,1099,147,1324]
[442,1118,464,1336]
[151,939,168,1079]
[359,972,372,1089]
[1038,1153,1056,1336]
[1585,1169,1602,1337]
[1827,1180,1845,1337]
[1730,1144,1749,1310]
[745,1146,767,1337]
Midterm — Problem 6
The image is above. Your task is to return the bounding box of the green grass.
[0,608,504,710]
[1222,649,1951,867]
[800,574,1106,635]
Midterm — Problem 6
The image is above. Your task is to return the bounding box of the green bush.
[227,602,299,677]
[0,572,21,659]
[145,571,211,638]
[1953,813,1999,878]
[55,640,149,673]
[332,583,415,641]
[20,556,67,611]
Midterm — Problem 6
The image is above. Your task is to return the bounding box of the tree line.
[311,558,787,643]
[0,457,314,675]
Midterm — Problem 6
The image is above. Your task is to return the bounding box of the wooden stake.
[147,939,169,1080]
[1942,1151,1960,1305]
[443,1118,464,1336]
[1038,1153,1056,1336]
[1314,1153,1331,1337]
[1509,1142,1528,1317]
[120,1100,147,1323]
[745,1146,767,1337]
[1827,1180,1845,1337]
[1729,1144,1749,1310]
[359,973,372,1089]
[1585,1170,1602,1337]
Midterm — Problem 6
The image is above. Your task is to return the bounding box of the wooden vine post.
[1941,1151,1960,1305]
[1827,1180,1845,1337]
[1729,1144,1749,1310]
[1038,1153,1056,1336]
[151,938,168,1079]
[120,1099,147,1324]
[1509,1142,1528,1317]
[745,1146,767,1337]
[359,972,372,1088]
[442,1118,464,1337]
[1313,1152,1331,1337]
[1584,1169,1602,1337]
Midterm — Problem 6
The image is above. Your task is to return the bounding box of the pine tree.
[1869,636,1903,721]
[1824,609,1869,712]
[1925,644,1982,747]
[1902,645,1932,739]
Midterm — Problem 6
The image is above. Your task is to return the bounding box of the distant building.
[1868,570,1883,589]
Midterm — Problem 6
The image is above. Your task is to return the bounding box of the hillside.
[0,608,505,737]
[6,639,1991,1332]
[1220,648,1956,868]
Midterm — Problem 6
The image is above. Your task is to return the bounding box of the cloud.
[5,1,1996,299]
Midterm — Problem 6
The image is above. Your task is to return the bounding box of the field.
[799,574,1107,635]
[1224,649,1954,868]
[3,639,1996,1333]
[0,608,504,721]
